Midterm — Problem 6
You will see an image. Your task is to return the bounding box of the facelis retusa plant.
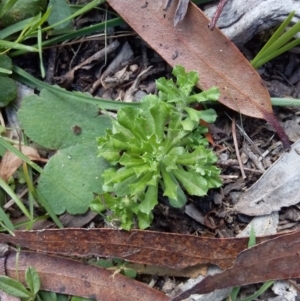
[92,66,222,230]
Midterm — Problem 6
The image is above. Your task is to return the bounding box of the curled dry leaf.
[106,0,290,149]
[233,139,300,216]
[170,230,300,301]
[0,229,284,270]
[0,145,46,182]
[4,251,169,301]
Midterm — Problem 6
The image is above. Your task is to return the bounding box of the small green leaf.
[47,0,71,30]
[0,276,30,298]
[25,267,40,295]
[161,165,178,200]
[71,296,94,301]
[94,258,114,268]
[248,226,256,248]
[173,168,208,196]
[173,65,199,96]
[188,87,220,103]
[38,291,59,301]
[135,211,153,229]
[124,268,137,278]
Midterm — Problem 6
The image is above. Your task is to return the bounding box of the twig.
[208,0,229,30]
[232,116,246,179]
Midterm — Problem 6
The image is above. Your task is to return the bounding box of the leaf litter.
[3,0,300,300]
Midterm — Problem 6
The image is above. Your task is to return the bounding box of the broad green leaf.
[181,117,198,131]
[103,166,136,185]
[136,210,153,229]
[173,168,208,196]
[117,107,145,140]
[18,89,112,149]
[175,146,211,165]
[25,267,40,295]
[47,0,71,30]
[129,172,155,195]
[38,144,110,214]
[119,153,146,167]
[138,184,158,214]
[0,276,30,298]
[113,175,137,196]
[161,165,178,200]
[198,108,218,123]
[168,185,186,208]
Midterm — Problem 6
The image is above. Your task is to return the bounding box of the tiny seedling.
[94,258,137,279]
[94,65,222,230]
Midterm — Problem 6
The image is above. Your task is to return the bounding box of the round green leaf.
[38,144,110,214]
[18,89,112,150]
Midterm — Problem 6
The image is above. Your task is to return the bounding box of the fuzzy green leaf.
[38,144,110,214]
[26,267,40,295]
[18,89,112,149]
[0,276,30,298]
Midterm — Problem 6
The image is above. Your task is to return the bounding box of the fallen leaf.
[0,145,46,182]
[233,139,300,216]
[5,250,169,301]
[170,230,300,301]
[106,0,290,148]
[0,229,285,270]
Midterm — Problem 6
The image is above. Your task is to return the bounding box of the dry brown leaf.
[106,0,290,148]
[5,251,169,301]
[170,230,300,301]
[0,145,46,182]
[0,229,285,270]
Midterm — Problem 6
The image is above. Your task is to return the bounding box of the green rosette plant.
[94,66,222,230]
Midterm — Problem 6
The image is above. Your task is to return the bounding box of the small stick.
[232,116,246,179]
[163,0,174,11]
[208,0,229,30]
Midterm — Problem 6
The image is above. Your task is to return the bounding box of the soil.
[9,2,300,300]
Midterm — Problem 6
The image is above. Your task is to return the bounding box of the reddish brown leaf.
[5,250,169,301]
[106,0,290,148]
[170,230,300,301]
[0,229,285,270]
